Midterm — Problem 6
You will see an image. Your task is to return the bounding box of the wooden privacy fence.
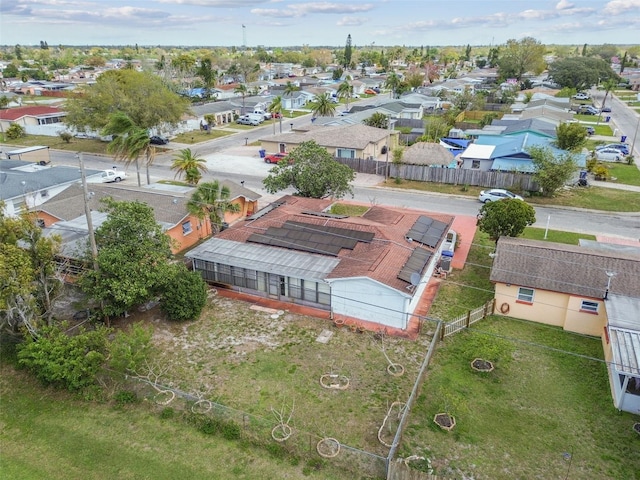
[441,299,495,339]
[334,157,539,191]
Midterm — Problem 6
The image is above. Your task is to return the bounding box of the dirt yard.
[131,289,432,456]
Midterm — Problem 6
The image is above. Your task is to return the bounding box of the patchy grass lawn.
[606,163,640,186]
[146,295,429,459]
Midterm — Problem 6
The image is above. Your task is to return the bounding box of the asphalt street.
[48,145,640,242]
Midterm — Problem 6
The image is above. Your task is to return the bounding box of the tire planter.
[471,358,494,372]
[433,413,456,431]
[634,423,640,436]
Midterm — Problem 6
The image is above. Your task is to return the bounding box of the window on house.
[517,287,534,303]
[336,148,355,159]
[182,221,192,235]
[471,160,481,169]
[580,300,599,313]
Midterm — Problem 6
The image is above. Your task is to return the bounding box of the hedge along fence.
[128,377,388,479]
[334,157,539,191]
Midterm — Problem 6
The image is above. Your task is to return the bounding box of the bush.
[59,131,73,143]
[160,264,208,322]
[114,390,138,406]
[6,123,26,140]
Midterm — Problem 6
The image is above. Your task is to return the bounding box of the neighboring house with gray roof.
[258,123,399,160]
[0,159,103,217]
[490,236,640,414]
[37,181,261,256]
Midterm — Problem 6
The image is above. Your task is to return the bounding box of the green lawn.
[521,227,596,244]
[400,316,640,479]
[606,163,640,186]
[0,366,343,480]
[387,180,640,212]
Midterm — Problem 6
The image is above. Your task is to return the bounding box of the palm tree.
[268,95,283,134]
[385,72,402,99]
[187,181,240,234]
[309,93,337,118]
[600,79,617,111]
[102,111,152,187]
[171,148,208,185]
[284,81,300,97]
[234,83,248,114]
[337,79,353,111]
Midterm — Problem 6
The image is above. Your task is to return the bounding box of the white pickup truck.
[100,169,127,183]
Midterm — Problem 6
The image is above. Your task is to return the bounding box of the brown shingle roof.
[402,142,455,166]
[490,237,640,299]
[216,195,453,293]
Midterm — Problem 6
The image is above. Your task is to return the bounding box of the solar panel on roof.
[286,221,374,243]
[246,200,285,221]
[406,216,448,248]
[398,248,432,283]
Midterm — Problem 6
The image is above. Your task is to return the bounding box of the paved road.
[590,87,640,162]
[48,146,640,242]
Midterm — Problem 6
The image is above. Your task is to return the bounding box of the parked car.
[100,169,127,183]
[478,189,524,203]
[600,106,612,113]
[594,148,623,162]
[585,126,595,136]
[596,143,630,155]
[149,135,169,145]
[236,116,260,126]
[271,112,282,119]
[264,153,288,164]
[579,106,599,115]
[573,92,590,100]
[364,88,378,95]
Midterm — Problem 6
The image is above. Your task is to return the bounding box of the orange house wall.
[167,214,212,254]
[494,283,606,337]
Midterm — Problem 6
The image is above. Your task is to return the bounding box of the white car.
[100,169,127,183]
[573,92,590,100]
[478,189,524,203]
[594,148,623,162]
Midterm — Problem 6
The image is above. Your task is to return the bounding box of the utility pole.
[77,152,98,270]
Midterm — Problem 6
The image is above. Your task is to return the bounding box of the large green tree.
[363,112,389,129]
[477,199,536,242]
[529,146,578,197]
[496,37,546,81]
[79,199,172,320]
[64,69,190,133]
[263,141,355,199]
[187,181,240,234]
[555,123,588,151]
[547,57,618,90]
[0,209,62,336]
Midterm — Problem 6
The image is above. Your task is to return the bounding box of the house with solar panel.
[185,195,454,331]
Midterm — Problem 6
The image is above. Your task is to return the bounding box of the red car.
[271,112,282,119]
[264,153,288,164]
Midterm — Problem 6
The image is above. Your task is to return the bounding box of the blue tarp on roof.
[440,137,471,149]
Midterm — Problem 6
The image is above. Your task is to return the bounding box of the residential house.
[259,123,398,160]
[191,100,241,127]
[458,131,585,173]
[401,142,456,167]
[0,105,66,136]
[0,159,103,217]
[36,181,261,255]
[490,236,640,414]
[186,195,454,330]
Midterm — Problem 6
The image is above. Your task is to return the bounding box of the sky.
[1,0,639,48]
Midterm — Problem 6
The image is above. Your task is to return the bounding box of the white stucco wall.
[328,277,410,330]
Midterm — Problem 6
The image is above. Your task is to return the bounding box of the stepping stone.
[316,329,334,344]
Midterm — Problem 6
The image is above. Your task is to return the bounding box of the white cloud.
[556,0,575,10]
[336,16,367,26]
[252,2,374,18]
[602,0,640,15]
